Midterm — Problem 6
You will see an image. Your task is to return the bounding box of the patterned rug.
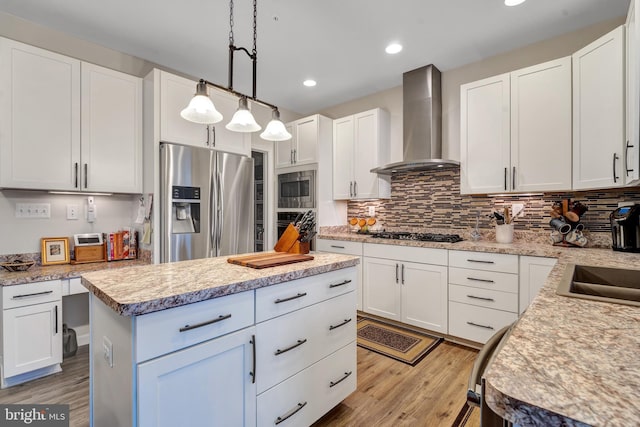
[356,317,443,366]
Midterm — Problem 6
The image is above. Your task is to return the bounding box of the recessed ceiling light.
[303,79,316,87]
[504,0,526,6]
[385,43,403,54]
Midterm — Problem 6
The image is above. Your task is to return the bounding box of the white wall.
[319,16,624,163]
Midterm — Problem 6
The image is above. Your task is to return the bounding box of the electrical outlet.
[67,204,80,220]
[368,206,376,217]
[15,203,51,218]
[511,203,525,218]
[102,336,113,368]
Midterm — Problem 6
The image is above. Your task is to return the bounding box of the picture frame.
[41,237,70,266]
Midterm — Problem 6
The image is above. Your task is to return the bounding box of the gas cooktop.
[370,232,463,243]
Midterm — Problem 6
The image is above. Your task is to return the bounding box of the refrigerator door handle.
[209,170,216,257]
[216,171,223,256]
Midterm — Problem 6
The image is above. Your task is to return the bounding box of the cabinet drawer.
[448,301,517,344]
[256,267,356,323]
[449,250,518,273]
[364,243,447,266]
[316,239,363,255]
[256,291,355,394]
[257,341,356,427]
[448,267,518,293]
[449,284,518,313]
[3,280,61,309]
[135,290,254,363]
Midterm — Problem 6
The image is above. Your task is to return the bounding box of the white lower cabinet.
[519,256,557,314]
[1,280,62,385]
[363,244,448,334]
[137,327,256,427]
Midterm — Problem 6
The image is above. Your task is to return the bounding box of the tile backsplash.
[347,169,640,246]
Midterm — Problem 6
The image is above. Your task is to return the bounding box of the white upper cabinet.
[275,115,321,168]
[572,26,625,190]
[159,71,249,156]
[0,37,81,191]
[81,63,142,193]
[332,108,391,200]
[460,57,571,194]
[626,0,640,185]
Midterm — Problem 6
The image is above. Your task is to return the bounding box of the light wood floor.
[0,342,480,427]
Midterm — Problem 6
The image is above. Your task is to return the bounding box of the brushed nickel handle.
[467,321,494,330]
[211,126,216,147]
[626,140,634,175]
[84,163,88,188]
[467,277,495,283]
[275,338,307,356]
[206,125,210,146]
[54,305,58,334]
[512,166,516,190]
[74,162,79,188]
[179,314,232,332]
[613,153,620,183]
[12,290,54,299]
[354,181,357,197]
[329,279,352,288]
[504,167,507,191]
[349,181,353,197]
[275,402,307,425]
[274,292,307,304]
[395,263,399,284]
[401,264,405,284]
[330,245,345,249]
[467,295,495,302]
[467,259,494,264]
[329,318,352,331]
[329,371,353,388]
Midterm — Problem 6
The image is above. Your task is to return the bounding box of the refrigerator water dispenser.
[171,186,200,234]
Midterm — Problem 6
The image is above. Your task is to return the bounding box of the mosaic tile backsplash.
[347,169,640,246]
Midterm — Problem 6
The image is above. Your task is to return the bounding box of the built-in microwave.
[277,170,316,209]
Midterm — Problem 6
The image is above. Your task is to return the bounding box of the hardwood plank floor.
[0,342,480,427]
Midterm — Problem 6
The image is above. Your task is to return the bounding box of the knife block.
[274,223,310,254]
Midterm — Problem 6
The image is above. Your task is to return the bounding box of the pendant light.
[181,0,291,141]
[260,109,292,141]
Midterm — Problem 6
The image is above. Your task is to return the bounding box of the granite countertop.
[0,258,150,287]
[81,252,359,317]
[320,231,640,426]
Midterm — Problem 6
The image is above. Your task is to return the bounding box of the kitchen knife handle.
[504,167,507,191]
[613,153,620,183]
[74,162,79,188]
[512,166,515,190]
[626,140,634,175]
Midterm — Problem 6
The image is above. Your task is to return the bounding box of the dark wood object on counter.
[227,252,314,269]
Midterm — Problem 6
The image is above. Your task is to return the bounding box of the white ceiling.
[0,0,630,115]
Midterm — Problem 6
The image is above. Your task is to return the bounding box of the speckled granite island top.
[320,231,640,426]
[81,252,359,317]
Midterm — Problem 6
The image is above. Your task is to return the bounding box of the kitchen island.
[81,252,359,427]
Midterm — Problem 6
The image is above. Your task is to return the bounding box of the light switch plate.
[67,205,80,220]
[15,203,51,218]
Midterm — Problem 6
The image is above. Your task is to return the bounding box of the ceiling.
[0,0,630,115]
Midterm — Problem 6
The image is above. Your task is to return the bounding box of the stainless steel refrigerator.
[160,142,254,263]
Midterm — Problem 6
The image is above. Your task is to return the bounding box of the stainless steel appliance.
[467,324,515,427]
[610,204,640,252]
[370,231,463,243]
[160,142,254,263]
[277,170,316,209]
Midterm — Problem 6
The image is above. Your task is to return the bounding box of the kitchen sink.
[557,264,640,307]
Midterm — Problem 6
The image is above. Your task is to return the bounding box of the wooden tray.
[227,252,314,269]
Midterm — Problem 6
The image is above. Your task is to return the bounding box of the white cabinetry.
[0,37,142,193]
[316,238,363,310]
[1,280,62,387]
[448,251,519,344]
[333,109,391,199]
[572,26,625,190]
[460,57,572,194]
[158,71,250,156]
[519,256,556,315]
[626,0,640,185]
[275,115,330,168]
[363,244,448,333]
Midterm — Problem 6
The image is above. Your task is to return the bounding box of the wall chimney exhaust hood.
[371,64,459,175]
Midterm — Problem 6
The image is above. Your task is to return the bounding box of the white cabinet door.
[332,116,354,200]
[294,116,318,165]
[573,26,625,190]
[209,90,251,156]
[363,257,401,320]
[275,124,295,168]
[511,57,572,192]
[519,256,557,314]
[159,71,210,147]
[81,63,142,193]
[0,37,81,191]
[353,109,389,199]
[626,0,640,185]
[138,327,256,427]
[401,261,448,334]
[460,73,510,194]
[3,301,62,378]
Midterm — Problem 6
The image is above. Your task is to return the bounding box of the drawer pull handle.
[275,292,307,304]
[329,371,353,388]
[275,401,307,425]
[179,314,232,332]
[466,259,494,264]
[12,290,54,299]
[467,277,495,283]
[275,339,307,356]
[330,245,345,249]
[329,318,352,330]
[466,321,494,330]
[250,335,256,384]
[466,295,495,302]
[329,279,352,288]
[54,305,58,334]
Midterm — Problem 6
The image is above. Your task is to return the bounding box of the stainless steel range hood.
[371,64,459,175]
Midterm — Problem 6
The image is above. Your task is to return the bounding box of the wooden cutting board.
[227,252,314,269]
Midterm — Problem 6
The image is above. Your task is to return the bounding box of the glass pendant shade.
[260,109,292,141]
[181,81,223,124]
[226,97,261,132]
